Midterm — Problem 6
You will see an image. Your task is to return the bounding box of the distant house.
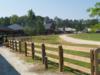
[8,24,23,31]
[43,17,54,34]
[0,24,24,36]
[57,27,76,33]
[83,28,92,33]
[0,26,13,34]
[8,24,24,36]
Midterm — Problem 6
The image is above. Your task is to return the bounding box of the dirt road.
[59,34,100,45]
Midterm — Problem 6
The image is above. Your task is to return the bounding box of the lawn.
[32,35,60,44]
[32,34,99,48]
[70,33,100,41]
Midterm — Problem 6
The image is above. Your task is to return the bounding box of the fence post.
[90,49,95,75]
[9,40,11,48]
[59,45,64,72]
[44,56,48,70]
[94,48,99,75]
[12,41,15,50]
[42,43,46,64]
[19,41,22,53]
[10,40,12,49]
[31,42,35,60]
[15,41,18,51]
[11,40,13,49]
[9,40,10,48]
[8,40,10,47]
[25,42,27,56]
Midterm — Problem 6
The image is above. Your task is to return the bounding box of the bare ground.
[0,46,74,75]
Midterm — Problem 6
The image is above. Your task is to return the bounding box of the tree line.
[0,2,99,35]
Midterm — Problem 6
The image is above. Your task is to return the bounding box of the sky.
[0,0,99,19]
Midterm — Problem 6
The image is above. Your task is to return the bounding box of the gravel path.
[0,46,37,75]
[0,46,74,75]
[59,34,100,45]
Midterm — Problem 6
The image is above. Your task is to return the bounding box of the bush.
[91,23,100,33]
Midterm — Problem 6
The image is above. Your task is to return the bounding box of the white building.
[57,27,76,33]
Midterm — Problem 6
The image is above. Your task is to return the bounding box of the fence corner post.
[90,49,95,75]
[94,48,100,75]
[59,45,64,72]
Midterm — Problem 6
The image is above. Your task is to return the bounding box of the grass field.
[31,34,99,48]
[70,33,100,41]
[32,35,60,44]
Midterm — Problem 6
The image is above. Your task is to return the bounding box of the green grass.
[30,44,91,67]
[70,33,100,41]
[34,44,90,57]
[64,49,90,57]
[31,34,99,48]
[32,35,60,44]
[64,58,90,68]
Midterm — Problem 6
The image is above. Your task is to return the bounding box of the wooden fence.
[7,40,100,75]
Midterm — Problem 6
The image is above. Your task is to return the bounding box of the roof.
[0,26,13,31]
[8,24,23,30]
[58,27,76,32]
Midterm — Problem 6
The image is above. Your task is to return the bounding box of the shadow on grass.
[34,56,89,75]
[0,54,20,75]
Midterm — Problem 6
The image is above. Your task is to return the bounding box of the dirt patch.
[0,46,74,75]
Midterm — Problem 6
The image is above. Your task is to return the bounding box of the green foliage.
[0,17,10,26]
[23,25,36,35]
[54,17,63,28]
[35,16,45,34]
[10,15,19,24]
[28,9,35,20]
[91,23,100,32]
[88,2,100,17]
[22,10,45,35]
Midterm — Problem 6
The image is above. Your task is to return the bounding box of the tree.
[23,9,36,35]
[88,2,100,18]
[10,15,19,24]
[28,9,35,20]
[35,16,45,34]
[23,25,35,35]
[4,17,10,26]
[54,17,63,29]
[17,15,28,26]
[91,23,100,32]
[0,17,10,26]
